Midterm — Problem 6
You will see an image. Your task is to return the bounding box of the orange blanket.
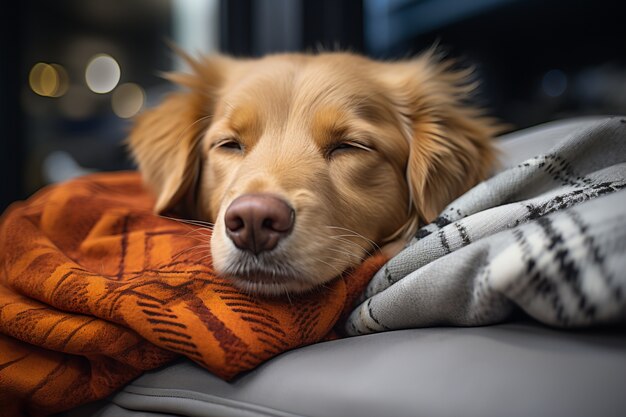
[0,172,385,417]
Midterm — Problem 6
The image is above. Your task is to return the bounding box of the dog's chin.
[213,250,340,296]
[224,271,323,296]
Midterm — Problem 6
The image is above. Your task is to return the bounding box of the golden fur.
[129,50,500,295]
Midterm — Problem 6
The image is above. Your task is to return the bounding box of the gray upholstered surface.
[61,323,626,417]
[494,116,608,170]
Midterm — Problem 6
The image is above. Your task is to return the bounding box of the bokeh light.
[111,83,145,118]
[85,54,121,93]
[29,63,69,97]
[50,65,70,97]
[42,150,93,184]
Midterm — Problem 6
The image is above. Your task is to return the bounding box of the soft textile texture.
[0,172,384,417]
[347,116,626,335]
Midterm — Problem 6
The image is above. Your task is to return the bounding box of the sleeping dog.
[129,50,498,295]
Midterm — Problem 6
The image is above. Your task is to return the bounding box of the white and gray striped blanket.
[346,116,626,335]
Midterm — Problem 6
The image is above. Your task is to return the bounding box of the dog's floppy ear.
[129,53,228,216]
[381,50,501,226]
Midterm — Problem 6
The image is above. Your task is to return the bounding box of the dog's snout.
[224,194,295,254]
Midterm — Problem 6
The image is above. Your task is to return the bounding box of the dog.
[129,49,499,296]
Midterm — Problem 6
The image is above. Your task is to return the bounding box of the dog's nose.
[224,194,295,254]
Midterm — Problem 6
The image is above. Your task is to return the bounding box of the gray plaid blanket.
[346,116,626,335]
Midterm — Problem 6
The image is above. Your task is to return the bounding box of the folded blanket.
[0,172,385,417]
[347,116,626,335]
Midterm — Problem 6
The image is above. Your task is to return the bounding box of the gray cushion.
[63,322,626,417]
[494,116,609,170]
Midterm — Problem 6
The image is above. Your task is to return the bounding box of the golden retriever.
[129,49,499,296]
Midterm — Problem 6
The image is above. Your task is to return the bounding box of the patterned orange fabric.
[0,172,386,417]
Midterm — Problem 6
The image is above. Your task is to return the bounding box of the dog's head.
[130,51,498,295]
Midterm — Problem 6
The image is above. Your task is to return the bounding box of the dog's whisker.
[328,236,379,255]
[181,230,212,239]
[175,234,211,243]
[178,242,206,251]
[185,248,213,258]
[325,226,381,251]
[183,227,213,233]
[174,114,214,147]
[181,228,211,235]
[326,247,367,263]
[313,280,342,298]
[321,254,358,268]
[173,245,211,259]
[172,245,211,260]
[176,229,213,241]
[281,283,293,305]
[159,215,215,229]
[178,221,214,230]
[325,225,378,244]
[172,246,200,260]
[181,221,214,229]
[329,234,374,251]
[310,256,345,278]
[329,236,375,258]
[328,248,366,263]
[328,234,370,246]
[194,253,214,264]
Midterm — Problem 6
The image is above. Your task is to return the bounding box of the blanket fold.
[0,172,385,416]
[346,116,626,335]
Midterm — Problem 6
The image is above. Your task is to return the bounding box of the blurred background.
[1,0,625,211]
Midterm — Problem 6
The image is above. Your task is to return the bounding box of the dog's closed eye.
[212,138,244,152]
[327,140,374,158]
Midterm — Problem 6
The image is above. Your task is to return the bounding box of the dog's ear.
[129,54,229,216]
[381,50,502,226]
